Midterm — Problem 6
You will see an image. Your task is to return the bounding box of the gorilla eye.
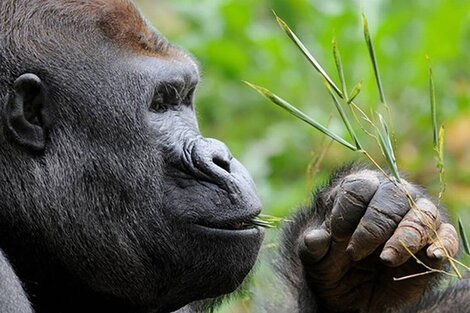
[150,91,166,113]
[149,83,195,113]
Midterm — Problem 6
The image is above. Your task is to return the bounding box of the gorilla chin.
[158,214,264,311]
[187,210,265,298]
[190,225,264,294]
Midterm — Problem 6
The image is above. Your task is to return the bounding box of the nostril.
[212,155,231,173]
[188,138,234,177]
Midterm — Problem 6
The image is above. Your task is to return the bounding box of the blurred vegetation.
[136,0,470,311]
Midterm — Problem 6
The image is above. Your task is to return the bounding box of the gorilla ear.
[3,73,48,153]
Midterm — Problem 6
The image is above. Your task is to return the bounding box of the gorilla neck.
[27,276,147,313]
[34,289,138,313]
[9,259,183,313]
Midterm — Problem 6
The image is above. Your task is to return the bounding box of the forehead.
[93,1,201,79]
[94,0,177,58]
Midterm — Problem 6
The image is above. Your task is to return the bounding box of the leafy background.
[136,0,470,311]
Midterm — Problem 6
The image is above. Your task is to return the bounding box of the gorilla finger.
[380,198,439,267]
[303,226,331,262]
[347,180,414,261]
[330,170,380,241]
[427,223,459,261]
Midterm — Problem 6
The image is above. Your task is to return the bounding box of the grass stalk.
[428,58,439,149]
[326,83,363,150]
[393,240,458,281]
[248,214,286,229]
[377,114,401,182]
[428,59,446,202]
[451,257,470,270]
[244,81,357,151]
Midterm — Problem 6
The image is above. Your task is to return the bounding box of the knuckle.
[339,171,380,203]
[356,222,384,243]
[368,204,403,225]
[441,223,458,240]
[395,223,426,247]
[342,170,380,187]
[379,179,404,195]
[338,188,368,207]
[415,198,438,216]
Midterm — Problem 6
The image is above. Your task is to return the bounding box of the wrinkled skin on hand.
[298,169,458,313]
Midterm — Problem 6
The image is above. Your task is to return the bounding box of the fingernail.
[380,248,396,266]
[304,229,330,250]
[432,249,444,260]
[346,244,357,261]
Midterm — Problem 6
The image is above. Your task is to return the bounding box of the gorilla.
[0,1,467,313]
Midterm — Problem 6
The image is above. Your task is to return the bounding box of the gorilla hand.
[299,169,458,312]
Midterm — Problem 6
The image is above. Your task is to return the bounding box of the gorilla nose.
[184,136,261,211]
[190,138,233,178]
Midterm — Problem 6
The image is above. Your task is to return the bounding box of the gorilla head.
[0,0,263,312]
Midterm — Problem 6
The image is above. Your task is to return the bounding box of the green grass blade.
[437,125,446,202]
[249,218,276,229]
[428,57,446,201]
[326,83,362,150]
[458,217,470,255]
[377,113,401,181]
[245,81,357,151]
[428,58,439,150]
[332,38,348,102]
[437,126,445,169]
[362,14,386,105]
[273,12,343,98]
[348,81,363,104]
[258,214,284,223]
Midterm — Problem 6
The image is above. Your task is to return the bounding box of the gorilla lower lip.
[194,224,261,237]
[194,219,263,236]
[197,222,254,231]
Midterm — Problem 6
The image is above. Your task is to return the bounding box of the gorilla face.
[0,1,263,311]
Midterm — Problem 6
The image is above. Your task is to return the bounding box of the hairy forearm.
[274,167,355,312]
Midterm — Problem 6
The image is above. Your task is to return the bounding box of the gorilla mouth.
[194,215,263,235]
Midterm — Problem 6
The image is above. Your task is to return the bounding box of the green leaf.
[245,81,357,151]
[348,81,363,104]
[273,12,343,98]
[362,14,386,105]
[458,218,470,255]
[332,38,348,102]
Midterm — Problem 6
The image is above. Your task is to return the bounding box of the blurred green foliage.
[136,0,470,311]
